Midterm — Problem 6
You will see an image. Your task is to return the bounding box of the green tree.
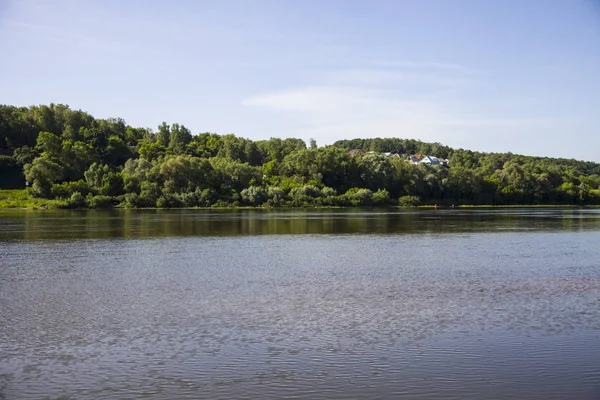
[35,131,63,162]
[105,135,132,166]
[138,139,166,161]
[24,157,64,198]
[210,157,262,192]
[84,163,124,196]
[159,155,213,194]
[168,123,192,154]
[12,145,37,166]
[156,122,170,147]
[373,188,391,205]
[241,186,268,206]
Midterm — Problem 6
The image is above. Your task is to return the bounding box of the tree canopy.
[1,103,599,208]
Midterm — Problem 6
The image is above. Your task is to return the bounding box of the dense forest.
[1,103,599,208]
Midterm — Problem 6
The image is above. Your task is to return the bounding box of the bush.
[289,185,322,198]
[321,187,336,197]
[138,181,161,207]
[180,191,199,207]
[321,195,345,206]
[84,163,124,196]
[212,199,238,208]
[197,187,218,207]
[68,191,87,208]
[344,188,373,206]
[122,192,155,208]
[156,194,184,208]
[266,186,286,206]
[355,189,373,206]
[399,195,421,207]
[372,188,391,205]
[277,176,305,192]
[289,194,312,207]
[240,186,268,206]
[122,192,140,208]
[52,180,93,198]
[87,195,114,208]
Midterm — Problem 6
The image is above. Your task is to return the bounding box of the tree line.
[1,103,599,208]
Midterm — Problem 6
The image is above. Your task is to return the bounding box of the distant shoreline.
[0,189,596,212]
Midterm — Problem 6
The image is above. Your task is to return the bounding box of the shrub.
[321,187,336,197]
[138,181,161,207]
[289,185,322,198]
[372,188,391,205]
[212,199,237,208]
[87,195,114,209]
[266,186,286,206]
[277,176,305,192]
[321,195,345,206]
[68,191,86,208]
[180,191,199,207]
[399,195,421,207]
[156,194,184,208]
[197,188,218,207]
[240,186,268,206]
[52,180,93,198]
[122,192,140,208]
[289,194,312,207]
[345,188,373,206]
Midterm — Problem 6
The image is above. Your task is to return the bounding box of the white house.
[418,156,441,166]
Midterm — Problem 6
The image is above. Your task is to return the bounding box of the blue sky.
[1,0,599,161]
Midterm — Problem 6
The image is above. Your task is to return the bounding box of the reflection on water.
[0,207,599,241]
[1,209,599,399]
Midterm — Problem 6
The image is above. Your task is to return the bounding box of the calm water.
[1,208,599,399]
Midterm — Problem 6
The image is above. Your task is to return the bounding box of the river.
[1,208,599,399]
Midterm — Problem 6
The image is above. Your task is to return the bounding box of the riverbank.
[0,190,59,209]
[2,189,597,210]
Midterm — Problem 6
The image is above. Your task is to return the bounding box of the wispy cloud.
[241,61,556,146]
[242,86,400,113]
[0,19,129,52]
[371,60,486,76]
[330,69,472,88]
[243,60,477,111]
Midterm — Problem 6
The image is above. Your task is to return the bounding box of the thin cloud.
[243,60,481,115]
[443,116,559,128]
[242,86,392,113]
[372,60,478,73]
[0,18,130,53]
[330,69,472,88]
[241,83,558,146]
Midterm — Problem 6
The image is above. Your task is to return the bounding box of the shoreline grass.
[0,189,61,209]
[0,189,596,210]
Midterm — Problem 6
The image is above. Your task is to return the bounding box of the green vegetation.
[1,103,599,208]
[0,189,61,209]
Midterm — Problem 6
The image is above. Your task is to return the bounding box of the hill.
[1,103,599,208]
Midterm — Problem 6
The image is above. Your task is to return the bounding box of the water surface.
[1,208,599,399]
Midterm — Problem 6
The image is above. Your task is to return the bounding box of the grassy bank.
[0,189,64,209]
[0,189,597,210]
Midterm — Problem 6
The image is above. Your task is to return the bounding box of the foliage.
[86,194,114,209]
[0,189,57,208]
[398,195,421,207]
[345,188,374,206]
[241,186,268,206]
[2,103,600,208]
[84,163,124,196]
[24,157,63,198]
[51,180,93,198]
[67,191,86,208]
[373,188,391,205]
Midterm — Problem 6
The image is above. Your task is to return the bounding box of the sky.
[1,0,599,161]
